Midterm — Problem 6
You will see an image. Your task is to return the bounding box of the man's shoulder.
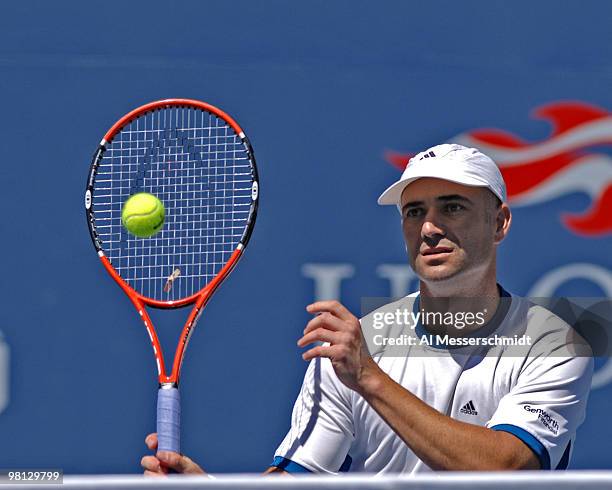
[505,294,593,359]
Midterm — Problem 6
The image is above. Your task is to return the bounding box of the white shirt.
[272,288,593,473]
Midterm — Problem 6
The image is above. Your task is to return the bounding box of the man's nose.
[421,211,445,239]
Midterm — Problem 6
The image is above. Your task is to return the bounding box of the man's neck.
[418,274,501,336]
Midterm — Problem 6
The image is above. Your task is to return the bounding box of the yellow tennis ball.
[121,193,165,238]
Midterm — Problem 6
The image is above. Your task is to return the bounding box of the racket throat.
[159,381,178,389]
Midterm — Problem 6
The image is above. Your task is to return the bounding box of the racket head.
[85,99,259,307]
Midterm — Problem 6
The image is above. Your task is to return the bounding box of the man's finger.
[303,313,345,335]
[302,344,335,362]
[306,300,354,321]
[141,455,163,472]
[145,433,158,451]
[298,327,339,348]
[157,451,204,474]
[156,451,183,471]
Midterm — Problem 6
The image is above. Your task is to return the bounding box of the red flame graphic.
[385,101,612,237]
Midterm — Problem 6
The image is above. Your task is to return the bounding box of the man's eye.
[404,208,423,218]
[445,203,465,213]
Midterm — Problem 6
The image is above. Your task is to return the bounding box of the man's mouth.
[421,247,453,256]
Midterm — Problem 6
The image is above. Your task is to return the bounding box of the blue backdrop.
[0,0,610,472]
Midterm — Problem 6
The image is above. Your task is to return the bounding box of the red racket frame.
[86,99,258,385]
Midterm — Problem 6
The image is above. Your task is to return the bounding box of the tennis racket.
[85,99,259,453]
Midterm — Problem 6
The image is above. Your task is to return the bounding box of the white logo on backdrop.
[301,264,356,302]
[302,262,612,389]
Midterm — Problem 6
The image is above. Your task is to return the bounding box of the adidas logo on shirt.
[459,400,478,416]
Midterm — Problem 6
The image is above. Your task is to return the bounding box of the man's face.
[400,178,505,284]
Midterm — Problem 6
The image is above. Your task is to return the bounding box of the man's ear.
[494,203,512,244]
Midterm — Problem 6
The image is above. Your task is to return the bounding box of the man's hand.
[141,433,206,476]
[297,300,381,393]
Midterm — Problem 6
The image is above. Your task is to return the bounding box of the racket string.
[91,106,254,301]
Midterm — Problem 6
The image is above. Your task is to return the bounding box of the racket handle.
[157,386,181,453]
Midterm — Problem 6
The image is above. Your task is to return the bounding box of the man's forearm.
[357,363,539,471]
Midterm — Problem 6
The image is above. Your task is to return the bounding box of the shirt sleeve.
[272,356,354,474]
[486,314,594,470]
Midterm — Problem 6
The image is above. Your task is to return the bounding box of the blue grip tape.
[157,387,180,453]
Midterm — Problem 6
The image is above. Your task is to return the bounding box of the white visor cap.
[377,144,507,206]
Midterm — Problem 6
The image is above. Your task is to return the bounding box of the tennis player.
[141,144,593,475]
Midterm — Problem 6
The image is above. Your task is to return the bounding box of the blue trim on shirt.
[339,454,352,472]
[270,456,312,473]
[491,424,551,470]
[413,284,511,349]
[556,441,571,470]
[270,455,352,473]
